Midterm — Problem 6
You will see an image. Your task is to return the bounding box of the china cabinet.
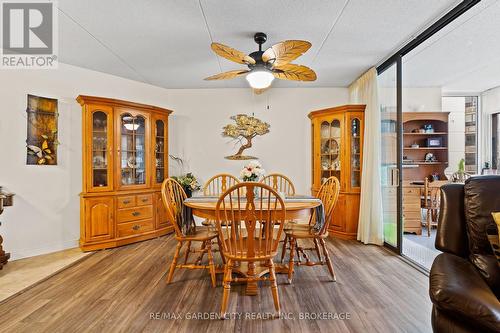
[309,105,365,240]
[78,95,173,251]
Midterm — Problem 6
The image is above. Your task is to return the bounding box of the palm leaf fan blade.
[210,43,256,65]
[273,64,317,81]
[204,70,250,81]
[262,40,311,67]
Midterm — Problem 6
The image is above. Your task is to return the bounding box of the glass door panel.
[350,117,361,188]
[120,113,147,186]
[90,108,112,191]
[154,119,166,184]
[320,119,342,185]
[379,62,399,248]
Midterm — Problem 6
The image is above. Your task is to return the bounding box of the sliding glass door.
[378,62,401,249]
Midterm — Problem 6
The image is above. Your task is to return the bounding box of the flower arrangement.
[172,172,201,197]
[239,161,265,182]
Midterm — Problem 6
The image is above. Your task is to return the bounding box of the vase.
[184,187,192,198]
[242,179,259,198]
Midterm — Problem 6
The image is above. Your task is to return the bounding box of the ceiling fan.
[204,32,316,93]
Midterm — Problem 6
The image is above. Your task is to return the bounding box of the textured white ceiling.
[403,0,500,93]
[57,0,460,89]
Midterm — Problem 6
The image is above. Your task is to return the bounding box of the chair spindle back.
[161,178,188,238]
[261,173,296,196]
[316,176,340,235]
[423,179,446,210]
[215,182,286,260]
[203,174,240,196]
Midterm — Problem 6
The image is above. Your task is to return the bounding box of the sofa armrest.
[430,253,500,332]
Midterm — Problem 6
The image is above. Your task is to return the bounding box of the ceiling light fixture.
[246,70,275,89]
[204,32,316,94]
[124,123,140,131]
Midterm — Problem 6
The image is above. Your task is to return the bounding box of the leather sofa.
[430,176,500,333]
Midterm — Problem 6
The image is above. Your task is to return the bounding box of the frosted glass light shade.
[124,123,140,131]
[246,70,274,89]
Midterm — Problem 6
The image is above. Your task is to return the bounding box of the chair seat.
[285,229,326,239]
[284,222,312,231]
[223,237,277,260]
[181,227,219,241]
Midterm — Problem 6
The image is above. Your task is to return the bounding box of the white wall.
[481,86,500,167]
[442,96,466,171]
[0,64,348,260]
[403,87,442,112]
[378,85,442,112]
[167,88,348,193]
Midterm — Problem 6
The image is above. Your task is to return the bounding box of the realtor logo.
[1,0,58,68]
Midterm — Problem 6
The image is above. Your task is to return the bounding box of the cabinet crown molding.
[308,104,366,119]
[76,95,173,115]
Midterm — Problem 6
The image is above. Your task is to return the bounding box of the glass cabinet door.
[320,118,342,186]
[89,106,113,191]
[350,116,362,189]
[153,117,168,186]
[118,112,149,188]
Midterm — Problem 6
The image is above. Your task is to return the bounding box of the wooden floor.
[0,248,89,302]
[0,235,432,333]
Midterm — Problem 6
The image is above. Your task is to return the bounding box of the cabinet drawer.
[136,194,153,206]
[403,188,421,196]
[117,195,135,208]
[403,203,421,211]
[117,219,154,238]
[117,205,153,223]
[403,211,421,221]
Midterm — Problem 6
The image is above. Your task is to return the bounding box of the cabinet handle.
[141,198,148,202]
[132,211,141,217]
[132,225,140,230]
[123,200,131,204]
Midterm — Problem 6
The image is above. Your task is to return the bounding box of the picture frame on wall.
[26,95,59,165]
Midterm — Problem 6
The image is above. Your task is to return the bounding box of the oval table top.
[184,196,321,220]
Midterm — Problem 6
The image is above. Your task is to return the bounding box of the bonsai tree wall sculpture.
[222,114,270,160]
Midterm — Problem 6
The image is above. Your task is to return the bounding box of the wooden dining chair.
[422,179,447,237]
[161,178,219,287]
[203,173,240,196]
[215,182,286,317]
[201,174,240,227]
[281,176,340,283]
[261,173,296,196]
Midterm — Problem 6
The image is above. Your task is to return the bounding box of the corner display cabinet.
[77,95,173,251]
[309,104,365,240]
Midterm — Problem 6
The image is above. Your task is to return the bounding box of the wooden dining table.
[184,195,321,295]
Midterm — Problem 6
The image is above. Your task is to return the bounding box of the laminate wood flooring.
[0,235,432,333]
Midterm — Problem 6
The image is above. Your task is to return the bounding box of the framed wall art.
[26,94,59,165]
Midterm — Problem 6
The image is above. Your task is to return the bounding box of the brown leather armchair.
[430,176,500,333]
